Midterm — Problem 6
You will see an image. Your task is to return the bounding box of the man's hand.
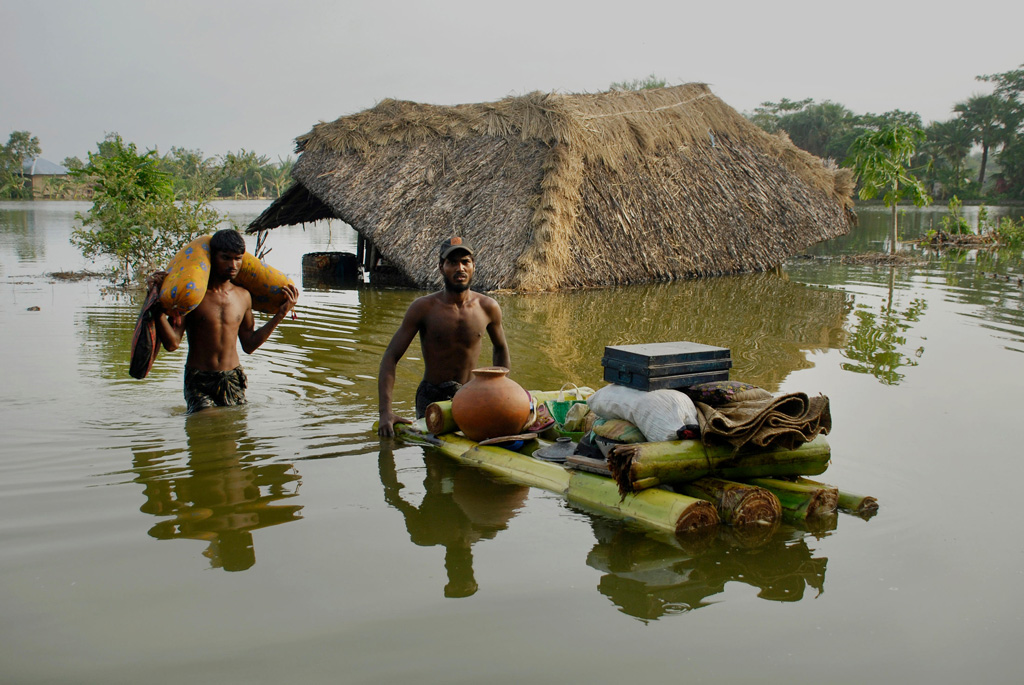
[146,270,168,292]
[278,283,299,317]
[378,410,412,438]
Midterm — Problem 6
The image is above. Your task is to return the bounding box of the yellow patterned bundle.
[159,235,295,315]
[234,252,295,314]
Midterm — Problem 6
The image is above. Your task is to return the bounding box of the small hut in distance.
[250,83,855,291]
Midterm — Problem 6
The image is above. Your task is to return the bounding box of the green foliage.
[609,74,668,91]
[0,130,42,198]
[940,196,972,235]
[920,118,973,198]
[994,215,1024,246]
[842,297,926,386]
[846,124,931,254]
[61,155,84,172]
[746,99,925,164]
[160,147,220,199]
[846,125,931,207]
[219,148,272,198]
[978,64,1024,102]
[748,98,814,133]
[70,134,221,284]
[954,93,1020,191]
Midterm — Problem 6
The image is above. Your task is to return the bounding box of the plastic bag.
[588,384,698,442]
[561,400,591,432]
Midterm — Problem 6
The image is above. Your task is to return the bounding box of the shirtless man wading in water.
[377,237,511,437]
[151,229,299,414]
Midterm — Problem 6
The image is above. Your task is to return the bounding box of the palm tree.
[954,94,1012,189]
[924,118,973,195]
[266,156,295,198]
[220,149,270,198]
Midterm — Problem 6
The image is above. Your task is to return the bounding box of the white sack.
[587,385,698,442]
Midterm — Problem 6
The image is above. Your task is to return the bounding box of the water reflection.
[841,269,927,384]
[132,410,303,571]
[378,445,528,597]
[499,271,853,392]
[0,202,46,264]
[586,519,828,621]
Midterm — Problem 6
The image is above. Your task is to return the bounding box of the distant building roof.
[22,157,69,176]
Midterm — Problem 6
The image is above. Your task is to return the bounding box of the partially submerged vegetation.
[913,196,1024,249]
[69,134,222,284]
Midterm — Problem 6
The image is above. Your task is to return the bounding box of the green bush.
[994,216,1024,246]
[940,196,972,235]
[70,134,221,284]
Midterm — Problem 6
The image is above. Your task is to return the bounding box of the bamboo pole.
[742,477,838,524]
[608,435,831,494]
[567,471,719,534]
[391,423,718,535]
[677,477,781,527]
[796,477,878,517]
[424,401,457,435]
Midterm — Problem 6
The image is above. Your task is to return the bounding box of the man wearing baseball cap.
[377,236,511,437]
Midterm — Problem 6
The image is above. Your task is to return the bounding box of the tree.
[976,64,1024,198]
[161,147,219,200]
[0,130,42,198]
[978,63,1024,101]
[922,118,973,197]
[748,98,814,134]
[70,134,221,283]
[954,94,1013,189]
[219,149,271,198]
[748,99,868,162]
[778,101,857,158]
[266,156,295,198]
[846,124,932,255]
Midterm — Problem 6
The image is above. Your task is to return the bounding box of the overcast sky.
[2,0,1022,164]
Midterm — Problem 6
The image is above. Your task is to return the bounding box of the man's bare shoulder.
[471,291,502,315]
[408,291,445,313]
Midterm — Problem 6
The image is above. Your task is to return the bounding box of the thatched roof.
[249,83,855,291]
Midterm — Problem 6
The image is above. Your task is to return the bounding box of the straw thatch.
[249,83,855,291]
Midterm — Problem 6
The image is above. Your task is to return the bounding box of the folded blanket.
[696,393,831,452]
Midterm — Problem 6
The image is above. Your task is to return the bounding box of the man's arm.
[485,298,511,369]
[377,300,426,437]
[146,271,186,352]
[154,309,186,352]
[237,284,299,354]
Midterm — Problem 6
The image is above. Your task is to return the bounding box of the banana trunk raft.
[388,389,876,538]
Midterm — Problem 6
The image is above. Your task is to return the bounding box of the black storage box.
[602,341,731,391]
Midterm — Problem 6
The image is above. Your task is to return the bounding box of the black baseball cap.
[439,237,474,260]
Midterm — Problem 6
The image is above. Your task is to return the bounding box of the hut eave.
[247,183,336,233]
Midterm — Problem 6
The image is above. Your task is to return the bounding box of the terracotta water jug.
[450,367,534,442]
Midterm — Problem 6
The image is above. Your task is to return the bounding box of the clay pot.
[450,367,534,442]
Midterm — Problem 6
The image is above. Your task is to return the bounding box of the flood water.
[2,200,1023,683]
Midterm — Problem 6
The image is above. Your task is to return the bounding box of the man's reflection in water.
[379,445,528,597]
[586,518,828,621]
[132,410,303,571]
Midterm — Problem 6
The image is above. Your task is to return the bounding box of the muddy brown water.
[2,200,1023,683]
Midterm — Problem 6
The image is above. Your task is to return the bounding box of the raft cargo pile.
[395,341,877,536]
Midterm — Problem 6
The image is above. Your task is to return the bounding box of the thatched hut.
[249,83,855,291]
